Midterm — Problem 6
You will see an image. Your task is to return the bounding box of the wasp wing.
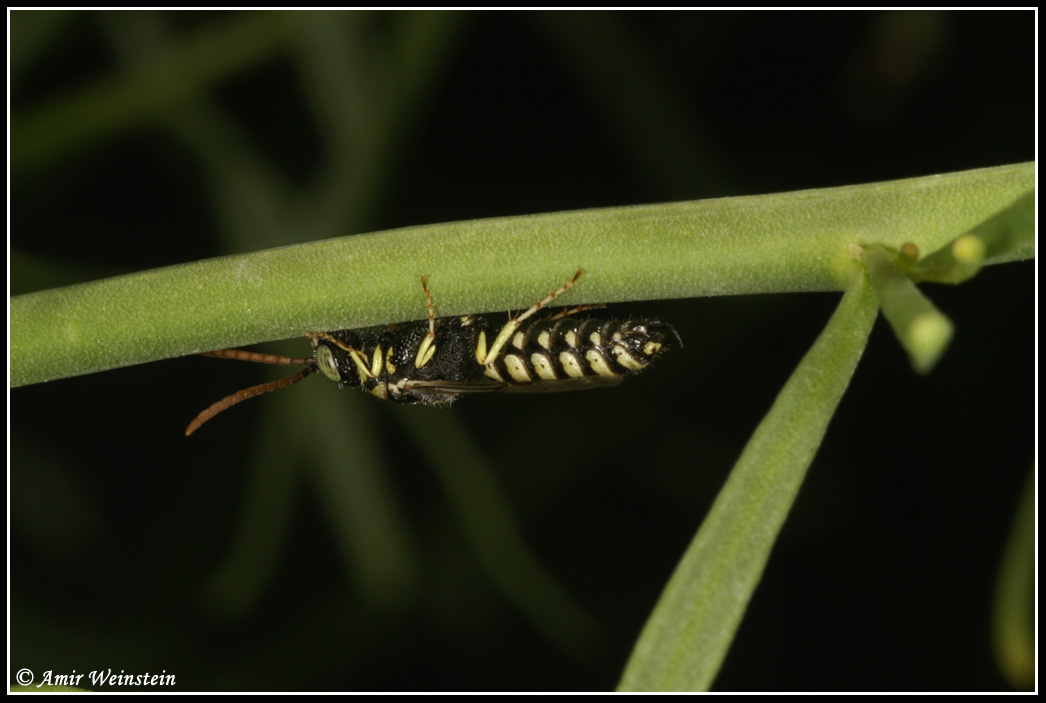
[402,374,626,397]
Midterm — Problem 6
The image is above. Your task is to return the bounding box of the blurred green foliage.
[10,10,1033,692]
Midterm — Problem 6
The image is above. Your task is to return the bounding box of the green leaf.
[618,274,879,692]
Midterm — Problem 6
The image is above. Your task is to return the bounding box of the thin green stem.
[864,246,954,374]
[618,272,880,692]
[9,164,1033,387]
[991,467,1035,691]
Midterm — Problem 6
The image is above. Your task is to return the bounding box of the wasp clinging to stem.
[186,269,681,436]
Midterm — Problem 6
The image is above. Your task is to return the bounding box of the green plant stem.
[991,467,1035,690]
[910,190,1035,284]
[618,272,880,692]
[10,163,1033,387]
[864,246,955,373]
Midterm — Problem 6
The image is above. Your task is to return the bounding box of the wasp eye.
[316,345,341,382]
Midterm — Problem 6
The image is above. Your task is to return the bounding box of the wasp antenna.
[200,349,316,366]
[185,365,316,437]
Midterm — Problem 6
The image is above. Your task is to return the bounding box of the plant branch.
[618,271,880,692]
[10,162,1033,387]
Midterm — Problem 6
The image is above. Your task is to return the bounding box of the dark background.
[10,10,1034,692]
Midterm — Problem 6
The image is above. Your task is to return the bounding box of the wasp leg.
[415,275,438,368]
[476,268,584,366]
[546,303,606,321]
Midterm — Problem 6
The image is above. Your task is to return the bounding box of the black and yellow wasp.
[186,270,680,435]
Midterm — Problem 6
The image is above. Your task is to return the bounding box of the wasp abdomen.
[483,318,679,385]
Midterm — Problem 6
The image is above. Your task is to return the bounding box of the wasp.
[186,270,680,435]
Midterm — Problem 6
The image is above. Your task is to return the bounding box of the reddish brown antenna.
[186,350,316,437]
[199,349,315,366]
